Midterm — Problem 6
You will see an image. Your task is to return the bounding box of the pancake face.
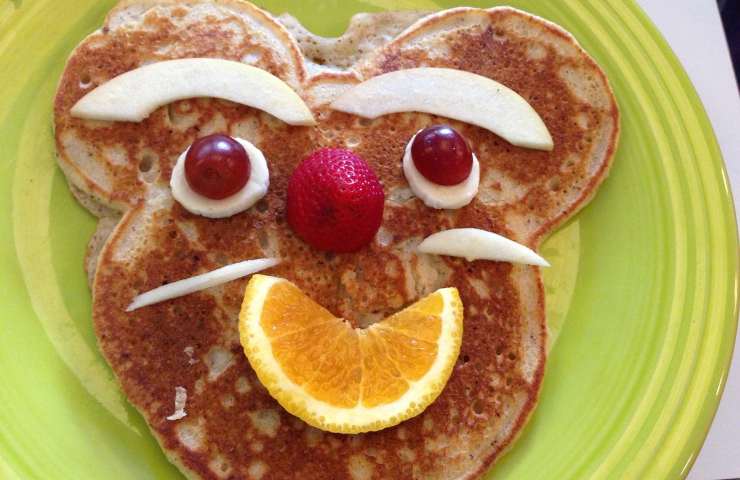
[53,2,619,479]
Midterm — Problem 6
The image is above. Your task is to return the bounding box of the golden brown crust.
[54,2,619,479]
[111,0,308,84]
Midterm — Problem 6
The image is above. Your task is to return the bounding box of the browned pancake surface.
[54,2,618,479]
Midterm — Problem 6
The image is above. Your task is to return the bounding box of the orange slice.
[238,274,463,433]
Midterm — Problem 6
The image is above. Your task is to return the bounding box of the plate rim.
[0,0,738,478]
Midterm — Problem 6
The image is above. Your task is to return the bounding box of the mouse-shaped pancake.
[53,1,618,478]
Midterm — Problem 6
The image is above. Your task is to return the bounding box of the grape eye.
[403,124,480,210]
[410,124,473,186]
[184,134,251,200]
[171,134,270,219]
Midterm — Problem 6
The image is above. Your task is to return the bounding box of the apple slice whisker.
[126,257,280,311]
[417,228,549,266]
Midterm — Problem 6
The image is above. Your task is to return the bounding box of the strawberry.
[287,148,385,253]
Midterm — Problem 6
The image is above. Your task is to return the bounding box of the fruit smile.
[238,275,464,433]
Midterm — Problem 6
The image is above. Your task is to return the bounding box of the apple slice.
[331,67,552,151]
[126,257,280,311]
[418,228,549,266]
[71,58,316,125]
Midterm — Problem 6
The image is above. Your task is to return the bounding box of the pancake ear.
[357,7,619,245]
[54,0,308,213]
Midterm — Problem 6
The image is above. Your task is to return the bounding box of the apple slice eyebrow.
[71,58,316,125]
[330,67,553,151]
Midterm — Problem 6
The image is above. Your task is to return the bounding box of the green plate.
[0,0,737,478]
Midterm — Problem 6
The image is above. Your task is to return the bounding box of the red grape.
[185,134,250,200]
[411,125,473,186]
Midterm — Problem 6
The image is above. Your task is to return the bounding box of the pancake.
[53,1,619,479]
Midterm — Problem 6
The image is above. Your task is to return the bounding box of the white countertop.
[635,1,740,479]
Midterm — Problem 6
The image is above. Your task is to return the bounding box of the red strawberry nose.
[287,147,385,253]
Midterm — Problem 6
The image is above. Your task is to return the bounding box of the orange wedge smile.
[238,275,463,433]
